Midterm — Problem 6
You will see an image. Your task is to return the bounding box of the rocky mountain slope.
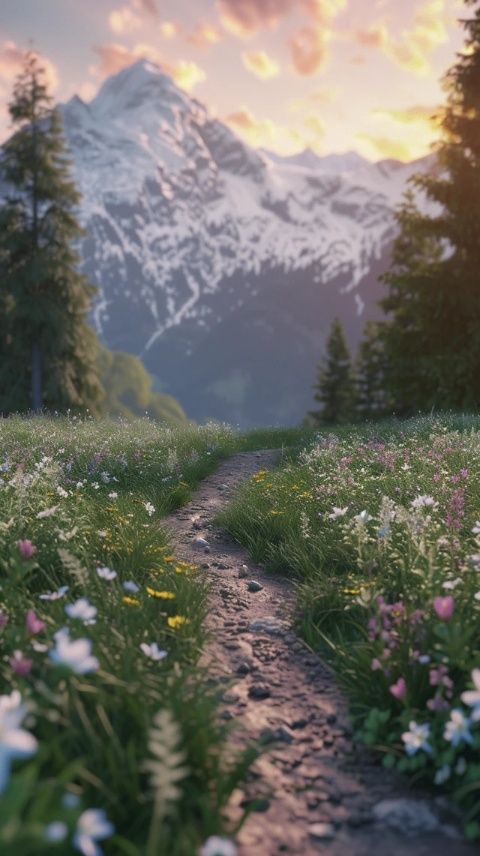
[57,59,430,427]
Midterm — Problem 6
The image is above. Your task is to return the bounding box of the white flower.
[200,836,237,856]
[57,486,69,498]
[0,690,38,792]
[472,521,480,535]
[461,669,480,722]
[73,809,114,856]
[434,764,451,785]
[354,510,371,526]
[36,505,59,519]
[96,566,117,581]
[108,492,118,500]
[144,502,155,517]
[444,709,473,747]
[123,580,139,593]
[442,577,463,591]
[411,495,437,509]
[65,598,97,625]
[475,591,480,602]
[76,482,84,490]
[328,506,348,520]
[100,472,111,483]
[39,585,69,601]
[44,821,68,843]
[140,643,167,662]
[467,553,480,567]
[401,721,432,756]
[49,628,99,674]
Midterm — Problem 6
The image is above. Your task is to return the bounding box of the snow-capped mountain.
[57,59,430,427]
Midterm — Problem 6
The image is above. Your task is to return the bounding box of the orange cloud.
[242,50,280,79]
[160,21,181,39]
[217,0,294,37]
[373,104,441,126]
[289,0,347,76]
[108,6,143,34]
[0,41,58,92]
[93,44,206,92]
[356,134,413,162]
[188,23,222,47]
[224,104,325,155]
[289,85,340,112]
[356,0,448,75]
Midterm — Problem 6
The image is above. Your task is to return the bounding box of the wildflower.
[442,578,462,591]
[96,566,117,581]
[434,765,451,785]
[389,677,406,700]
[108,492,118,500]
[475,591,480,602]
[49,628,99,674]
[146,587,175,600]
[0,613,8,629]
[144,502,156,516]
[39,585,69,601]
[57,486,69,498]
[0,690,38,791]
[25,609,46,636]
[73,809,114,856]
[140,643,168,662]
[122,580,139,593]
[36,505,59,519]
[328,507,348,520]
[65,598,97,625]
[433,596,455,621]
[461,669,480,722]
[411,495,437,509]
[44,821,68,843]
[472,521,480,535]
[17,539,37,560]
[167,615,189,629]
[9,651,33,677]
[354,510,371,525]
[200,837,237,856]
[371,658,382,671]
[444,710,473,747]
[122,596,139,606]
[401,721,432,756]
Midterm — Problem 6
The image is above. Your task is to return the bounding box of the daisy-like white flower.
[199,837,237,856]
[412,495,437,509]
[140,643,167,662]
[73,808,114,856]
[65,598,97,625]
[401,721,432,756]
[328,507,348,520]
[444,709,473,747]
[0,690,38,792]
[472,521,480,536]
[122,580,139,594]
[49,628,99,674]
[144,501,156,517]
[39,585,69,601]
[461,669,480,722]
[108,492,118,500]
[36,505,59,519]
[96,566,117,581]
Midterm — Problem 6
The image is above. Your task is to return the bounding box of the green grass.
[220,414,480,838]
[0,415,264,855]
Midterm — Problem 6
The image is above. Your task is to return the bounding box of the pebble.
[248,617,289,636]
[308,822,336,842]
[247,580,264,593]
[238,565,249,579]
[248,684,271,700]
[372,799,441,836]
[193,537,210,550]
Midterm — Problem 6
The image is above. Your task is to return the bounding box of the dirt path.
[165,451,476,856]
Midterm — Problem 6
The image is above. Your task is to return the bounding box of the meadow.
[0,415,281,856]
[220,415,480,838]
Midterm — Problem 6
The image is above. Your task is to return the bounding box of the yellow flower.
[122,596,140,606]
[167,615,189,629]
[147,587,175,600]
[342,587,362,596]
[164,555,174,563]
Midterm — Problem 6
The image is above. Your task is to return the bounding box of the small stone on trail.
[193,537,210,550]
[308,822,336,842]
[249,617,289,636]
[238,565,249,579]
[372,799,441,836]
[248,684,271,700]
[247,580,264,593]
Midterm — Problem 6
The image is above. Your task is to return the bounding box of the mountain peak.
[90,58,186,117]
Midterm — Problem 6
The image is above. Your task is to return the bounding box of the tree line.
[310,0,480,426]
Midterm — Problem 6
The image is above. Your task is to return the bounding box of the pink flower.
[9,650,33,677]
[25,609,46,636]
[389,677,406,700]
[371,658,382,671]
[0,612,8,629]
[433,596,455,621]
[17,539,37,560]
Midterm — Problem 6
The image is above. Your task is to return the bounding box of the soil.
[165,451,477,856]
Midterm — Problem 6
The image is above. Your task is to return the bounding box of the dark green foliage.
[355,321,390,420]
[310,318,355,425]
[0,52,103,414]
[97,347,187,425]
[380,1,480,413]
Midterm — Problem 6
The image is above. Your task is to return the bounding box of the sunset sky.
[0,0,467,161]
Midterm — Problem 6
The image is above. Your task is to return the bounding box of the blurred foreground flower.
[0,690,37,791]
[49,628,99,674]
[73,809,114,856]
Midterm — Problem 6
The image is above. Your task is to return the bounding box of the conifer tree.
[0,52,103,414]
[381,0,480,412]
[310,318,355,425]
[355,321,390,420]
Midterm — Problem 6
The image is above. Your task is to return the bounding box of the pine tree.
[0,52,103,414]
[381,0,480,412]
[355,321,390,420]
[310,318,355,425]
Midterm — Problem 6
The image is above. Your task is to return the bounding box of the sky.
[0,0,468,161]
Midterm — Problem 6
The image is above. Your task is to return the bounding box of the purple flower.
[389,677,406,700]
[9,651,33,677]
[433,596,455,621]
[17,540,37,560]
[25,610,46,636]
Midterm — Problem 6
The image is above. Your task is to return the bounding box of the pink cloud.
[93,43,206,92]
[217,0,295,37]
[0,42,58,92]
